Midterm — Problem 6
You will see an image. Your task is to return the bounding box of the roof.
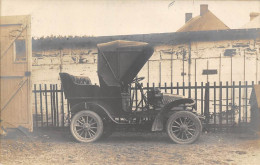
[242,14,260,29]
[32,29,260,51]
[97,40,149,52]
[177,10,230,32]
[97,40,154,86]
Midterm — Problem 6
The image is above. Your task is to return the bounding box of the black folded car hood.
[97,40,154,87]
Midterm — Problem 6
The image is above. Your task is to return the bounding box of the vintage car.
[60,40,203,144]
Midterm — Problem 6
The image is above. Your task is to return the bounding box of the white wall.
[32,39,260,86]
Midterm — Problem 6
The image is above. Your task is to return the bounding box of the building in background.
[31,4,260,86]
[242,12,260,29]
[177,4,230,32]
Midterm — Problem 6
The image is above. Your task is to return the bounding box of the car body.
[60,40,203,144]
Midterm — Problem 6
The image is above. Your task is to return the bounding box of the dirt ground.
[1,128,260,165]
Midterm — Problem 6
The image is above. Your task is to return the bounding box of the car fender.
[151,98,196,131]
[70,101,118,124]
[163,98,196,111]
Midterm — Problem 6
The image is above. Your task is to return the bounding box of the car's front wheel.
[70,110,103,143]
[166,111,202,144]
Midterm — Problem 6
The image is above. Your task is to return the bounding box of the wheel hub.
[83,123,91,130]
[180,124,188,132]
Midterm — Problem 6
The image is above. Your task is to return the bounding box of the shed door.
[0,15,32,131]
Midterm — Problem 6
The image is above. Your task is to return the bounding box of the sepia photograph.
[1,0,260,164]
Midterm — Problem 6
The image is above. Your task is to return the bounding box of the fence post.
[245,81,248,124]
[226,81,229,128]
[219,81,222,131]
[183,82,185,96]
[201,82,204,115]
[232,81,235,124]
[45,84,48,127]
[177,82,179,95]
[238,81,242,127]
[34,84,38,128]
[188,82,191,98]
[204,82,210,127]
[195,82,197,110]
[50,84,54,126]
[39,84,43,127]
[55,84,59,127]
[52,84,54,126]
[213,82,216,132]
[61,85,65,127]
[171,82,173,94]
[165,82,167,93]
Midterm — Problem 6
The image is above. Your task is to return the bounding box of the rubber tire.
[166,111,202,144]
[70,110,103,143]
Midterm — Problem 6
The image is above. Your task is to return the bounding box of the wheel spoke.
[186,118,192,125]
[79,129,84,137]
[77,120,84,125]
[90,122,97,126]
[183,117,187,124]
[76,127,84,132]
[184,131,188,139]
[89,129,96,135]
[186,130,194,136]
[86,116,89,124]
[82,116,86,123]
[87,130,91,137]
[172,125,180,128]
[181,131,184,139]
[179,118,183,125]
[84,131,87,138]
[75,123,83,127]
[174,120,181,126]
[89,118,94,123]
[172,129,180,133]
[176,131,181,138]
[77,128,84,135]
[88,129,95,137]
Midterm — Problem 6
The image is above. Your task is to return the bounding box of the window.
[14,39,26,62]
[224,49,236,57]
[202,69,218,75]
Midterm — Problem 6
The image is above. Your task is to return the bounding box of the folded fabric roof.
[97,40,154,87]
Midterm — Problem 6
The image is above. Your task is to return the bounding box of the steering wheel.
[132,77,145,83]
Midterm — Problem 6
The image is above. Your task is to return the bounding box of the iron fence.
[33,81,260,131]
[33,84,69,128]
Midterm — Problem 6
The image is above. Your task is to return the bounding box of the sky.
[1,0,260,37]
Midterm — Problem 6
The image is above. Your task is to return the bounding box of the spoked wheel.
[70,110,103,143]
[166,111,202,144]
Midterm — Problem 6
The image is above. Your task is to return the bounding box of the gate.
[0,15,32,131]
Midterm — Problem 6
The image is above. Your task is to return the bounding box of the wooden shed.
[0,15,32,131]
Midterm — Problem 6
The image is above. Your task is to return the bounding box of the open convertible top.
[97,40,154,87]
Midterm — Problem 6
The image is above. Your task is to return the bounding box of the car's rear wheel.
[166,111,202,144]
[70,110,103,143]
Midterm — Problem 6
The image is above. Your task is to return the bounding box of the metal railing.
[33,81,259,131]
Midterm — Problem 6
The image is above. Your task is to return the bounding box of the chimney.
[185,13,193,23]
[200,4,208,16]
[250,12,260,21]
